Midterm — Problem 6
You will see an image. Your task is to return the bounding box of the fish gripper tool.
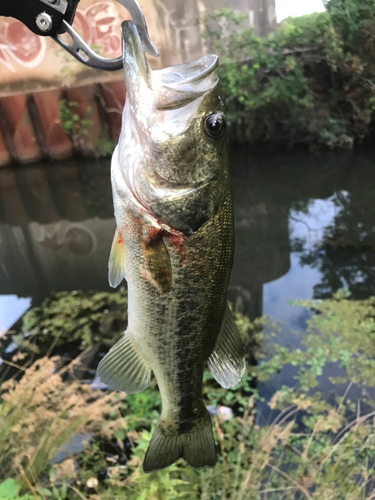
[0,0,158,71]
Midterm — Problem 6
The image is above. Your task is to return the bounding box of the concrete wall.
[0,0,276,165]
[146,0,276,66]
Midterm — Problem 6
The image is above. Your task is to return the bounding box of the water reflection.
[0,160,115,304]
[0,148,374,329]
[293,188,375,299]
[231,149,375,319]
[0,295,30,331]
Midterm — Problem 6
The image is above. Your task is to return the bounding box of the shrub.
[204,1,375,149]
[4,291,375,498]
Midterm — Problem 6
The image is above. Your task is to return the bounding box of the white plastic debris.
[86,477,99,489]
[207,405,233,421]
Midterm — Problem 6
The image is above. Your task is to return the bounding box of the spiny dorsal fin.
[108,228,126,288]
[207,305,246,389]
[140,237,172,293]
[97,333,151,395]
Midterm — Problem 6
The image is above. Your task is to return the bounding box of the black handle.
[0,0,80,36]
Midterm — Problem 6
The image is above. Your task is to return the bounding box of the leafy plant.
[58,99,93,147]
[21,290,128,352]
[0,356,118,494]
[58,97,117,158]
[94,136,116,157]
[204,2,375,149]
[4,290,375,498]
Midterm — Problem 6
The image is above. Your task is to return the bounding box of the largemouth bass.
[97,21,245,473]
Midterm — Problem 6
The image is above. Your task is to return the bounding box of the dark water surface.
[1,146,375,401]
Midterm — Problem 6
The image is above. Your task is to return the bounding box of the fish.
[97,20,246,473]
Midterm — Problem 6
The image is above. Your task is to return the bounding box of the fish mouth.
[121,21,153,110]
[121,21,219,111]
[152,55,219,110]
[155,55,219,86]
[152,54,219,110]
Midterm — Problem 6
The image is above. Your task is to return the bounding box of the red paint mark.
[166,268,171,279]
[118,235,122,244]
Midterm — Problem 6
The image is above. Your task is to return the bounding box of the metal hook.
[52,0,158,71]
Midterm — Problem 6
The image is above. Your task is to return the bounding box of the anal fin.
[97,333,151,395]
[207,305,246,389]
[108,228,126,288]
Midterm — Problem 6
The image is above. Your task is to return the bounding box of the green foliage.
[22,290,127,351]
[0,478,68,500]
[0,356,116,498]
[285,291,375,390]
[89,291,375,499]
[5,290,375,498]
[58,97,116,158]
[58,99,93,143]
[205,2,375,148]
[94,136,116,157]
[0,479,19,499]
[326,0,375,63]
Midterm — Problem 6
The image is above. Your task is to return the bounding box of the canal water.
[0,146,374,407]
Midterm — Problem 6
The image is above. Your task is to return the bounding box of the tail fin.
[143,410,217,473]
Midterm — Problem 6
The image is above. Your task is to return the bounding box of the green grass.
[1,290,375,498]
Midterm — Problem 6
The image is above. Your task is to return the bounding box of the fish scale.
[97,20,246,473]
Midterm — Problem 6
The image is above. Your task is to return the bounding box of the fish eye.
[203,113,226,140]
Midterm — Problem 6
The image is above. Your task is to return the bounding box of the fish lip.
[121,20,153,98]
[152,54,219,110]
[153,54,219,88]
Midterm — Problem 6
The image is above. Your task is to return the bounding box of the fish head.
[113,21,229,234]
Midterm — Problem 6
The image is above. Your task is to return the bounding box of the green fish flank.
[97,20,246,473]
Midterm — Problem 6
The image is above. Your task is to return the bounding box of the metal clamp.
[52,0,159,71]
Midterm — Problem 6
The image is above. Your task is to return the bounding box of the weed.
[0,354,119,495]
[2,291,375,498]
[58,99,93,149]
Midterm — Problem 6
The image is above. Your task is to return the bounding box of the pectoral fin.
[97,333,151,395]
[140,237,172,293]
[108,228,126,288]
[208,305,246,389]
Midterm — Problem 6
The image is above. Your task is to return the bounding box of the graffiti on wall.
[0,21,46,72]
[74,2,122,55]
[32,221,97,256]
[0,1,122,72]
[0,0,277,93]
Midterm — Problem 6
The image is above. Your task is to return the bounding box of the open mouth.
[152,55,219,110]
[154,54,219,87]
[121,20,219,112]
